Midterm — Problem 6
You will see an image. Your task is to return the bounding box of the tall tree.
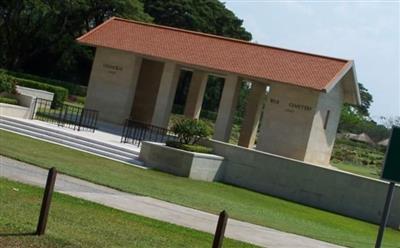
[141,0,251,41]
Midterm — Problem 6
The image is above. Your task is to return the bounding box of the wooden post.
[36,167,57,236]
[212,210,228,248]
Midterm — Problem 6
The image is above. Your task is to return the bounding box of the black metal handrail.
[121,119,177,146]
[32,98,99,132]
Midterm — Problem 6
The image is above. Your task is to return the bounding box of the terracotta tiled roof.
[77,17,352,91]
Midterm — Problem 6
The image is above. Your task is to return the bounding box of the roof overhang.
[76,17,354,92]
[323,60,361,105]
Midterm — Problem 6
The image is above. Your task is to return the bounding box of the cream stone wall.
[304,82,344,164]
[256,83,320,160]
[86,47,142,124]
[202,139,400,229]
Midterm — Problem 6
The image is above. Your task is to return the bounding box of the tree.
[0,0,151,82]
[141,0,251,41]
[338,82,390,141]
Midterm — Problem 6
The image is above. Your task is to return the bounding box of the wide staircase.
[0,115,145,168]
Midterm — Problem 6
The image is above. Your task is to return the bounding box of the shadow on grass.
[0,232,36,237]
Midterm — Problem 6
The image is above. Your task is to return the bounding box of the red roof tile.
[77,17,352,91]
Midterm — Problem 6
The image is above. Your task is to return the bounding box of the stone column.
[183,70,208,119]
[213,74,241,142]
[151,61,181,128]
[238,82,266,148]
[85,47,143,124]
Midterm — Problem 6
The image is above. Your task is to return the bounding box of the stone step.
[0,115,139,155]
[0,117,145,168]
[0,118,137,159]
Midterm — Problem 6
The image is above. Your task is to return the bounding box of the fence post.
[212,210,229,248]
[36,167,57,236]
[30,97,38,120]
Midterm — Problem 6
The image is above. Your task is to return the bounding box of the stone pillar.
[213,75,241,142]
[238,82,266,148]
[151,61,181,128]
[184,70,208,119]
[85,47,142,124]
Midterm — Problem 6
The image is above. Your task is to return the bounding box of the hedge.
[14,77,68,107]
[0,68,86,96]
[0,96,18,105]
[166,141,213,154]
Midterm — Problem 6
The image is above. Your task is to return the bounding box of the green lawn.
[0,178,254,248]
[331,138,385,179]
[334,162,381,179]
[1,129,399,247]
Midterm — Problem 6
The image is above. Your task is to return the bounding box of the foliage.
[338,82,390,141]
[0,72,17,94]
[0,68,87,96]
[0,96,18,105]
[166,140,213,153]
[339,106,390,142]
[170,118,212,144]
[331,138,384,168]
[142,0,251,41]
[0,0,152,83]
[14,77,69,107]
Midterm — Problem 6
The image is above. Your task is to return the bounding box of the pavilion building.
[77,17,360,165]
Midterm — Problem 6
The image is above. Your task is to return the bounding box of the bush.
[170,118,212,145]
[0,96,18,105]
[0,68,87,96]
[0,73,17,94]
[166,141,213,154]
[14,77,68,107]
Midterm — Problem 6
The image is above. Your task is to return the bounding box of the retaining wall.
[203,139,400,229]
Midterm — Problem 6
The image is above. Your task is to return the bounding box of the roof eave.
[323,60,361,105]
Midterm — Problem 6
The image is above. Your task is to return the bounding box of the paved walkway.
[0,156,343,248]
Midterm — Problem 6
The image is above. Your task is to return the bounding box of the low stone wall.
[0,103,31,118]
[140,142,224,182]
[0,93,37,119]
[203,139,400,229]
[16,86,54,102]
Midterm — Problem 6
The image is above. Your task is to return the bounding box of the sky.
[224,0,399,120]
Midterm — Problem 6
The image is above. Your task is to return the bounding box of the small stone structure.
[0,87,53,119]
[16,85,54,102]
[140,142,224,182]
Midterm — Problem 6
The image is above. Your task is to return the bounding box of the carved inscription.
[270,98,280,104]
[103,63,123,74]
[269,97,312,112]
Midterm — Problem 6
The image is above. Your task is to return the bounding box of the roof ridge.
[112,17,349,63]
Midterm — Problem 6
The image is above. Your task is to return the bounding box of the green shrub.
[166,141,213,154]
[170,118,212,145]
[0,96,18,105]
[0,68,87,96]
[76,96,86,105]
[0,73,17,94]
[14,77,68,107]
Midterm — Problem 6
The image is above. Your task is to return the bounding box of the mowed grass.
[1,130,399,247]
[334,162,381,179]
[0,178,254,248]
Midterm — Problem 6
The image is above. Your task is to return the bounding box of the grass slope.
[0,178,254,248]
[0,130,399,247]
[331,138,385,179]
